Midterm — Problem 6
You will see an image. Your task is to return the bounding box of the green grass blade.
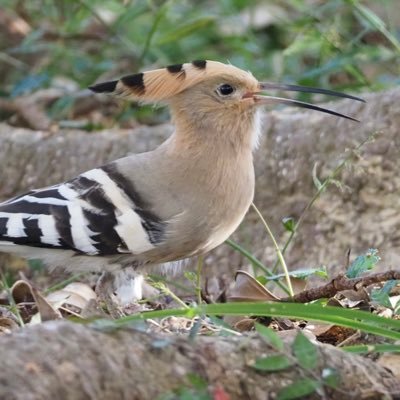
[225,239,290,294]
[342,344,400,354]
[115,302,400,341]
[350,1,400,53]
[156,17,215,45]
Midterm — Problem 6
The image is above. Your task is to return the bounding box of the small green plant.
[346,248,381,278]
[228,131,378,295]
[158,373,210,400]
[0,272,24,327]
[371,280,400,314]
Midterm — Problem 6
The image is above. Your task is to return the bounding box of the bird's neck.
[157,119,256,197]
[167,106,262,156]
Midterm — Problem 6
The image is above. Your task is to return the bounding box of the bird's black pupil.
[219,84,234,95]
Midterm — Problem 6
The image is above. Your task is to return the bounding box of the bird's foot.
[95,271,125,319]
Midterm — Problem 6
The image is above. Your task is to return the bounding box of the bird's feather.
[89,60,256,103]
[0,163,165,259]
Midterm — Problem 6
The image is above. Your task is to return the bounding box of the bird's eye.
[217,84,235,96]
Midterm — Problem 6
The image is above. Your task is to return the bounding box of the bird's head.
[90,60,364,149]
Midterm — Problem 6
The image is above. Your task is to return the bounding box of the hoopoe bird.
[0,60,363,304]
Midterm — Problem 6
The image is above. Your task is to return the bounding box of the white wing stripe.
[0,212,61,246]
[57,184,79,201]
[81,168,154,253]
[23,195,69,206]
[67,203,98,254]
[57,184,99,254]
[5,214,26,237]
[0,212,40,219]
[37,215,60,246]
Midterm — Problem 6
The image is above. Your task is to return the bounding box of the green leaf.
[252,354,293,371]
[351,2,400,53]
[370,280,398,309]
[255,323,284,351]
[256,275,268,285]
[343,343,400,354]
[282,217,295,232]
[395,298,400,315]
[156,17,215,45]
[89,318,147,333]
[283,31,324,57]
[292,332,318,370]
[312,163,323,191]
[277,378,320,400]
[11,73,49,97]
[346,248,380,278]
[184,271,197,283]
[322,368,340,388]
[27,259,45,272]
[264,266,328,281]
[186,373,208,390]
[314,267,329,279]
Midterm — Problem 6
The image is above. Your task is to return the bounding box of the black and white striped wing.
[0,164,164,256]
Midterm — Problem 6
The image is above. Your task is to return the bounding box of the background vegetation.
[1,0,399,125]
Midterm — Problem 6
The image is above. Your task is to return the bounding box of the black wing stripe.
[74,176,116,213]
[69,175,125,253]
[22,218,43,245]
[101,163,166,244]
[101,164,147,208]
[82,210,125,254]
[50,205,74,249]
[137,209,165,244]
[0,201,51,215]
[0,218,8,237]
[31,189,67,200]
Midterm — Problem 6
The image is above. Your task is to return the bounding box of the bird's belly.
[198,208,248,254]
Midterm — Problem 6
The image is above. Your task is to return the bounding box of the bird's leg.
[113,268,144,305]
[95,271,125,319]
[95,268,148,318]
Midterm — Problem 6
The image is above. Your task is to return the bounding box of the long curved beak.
[256,82,365,122]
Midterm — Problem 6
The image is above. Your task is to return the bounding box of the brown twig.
[282,270,400,303]
[0,89,65,131]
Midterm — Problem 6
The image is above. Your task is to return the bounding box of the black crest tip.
[88,80,118,93]
[192,60,207,69]
[167,64,184,73]
[121,72,145,94]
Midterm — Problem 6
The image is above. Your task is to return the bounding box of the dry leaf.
[340,288,369,302]
[223,316,255,332]
[11,280,34,304]
[277,329,316,342]
[305,323,334,337]
[315,325,355,345]
[0,317,19,334]
[46,282,97,315]
[272,277,308,298]
[290,277,308,295]
[11,280,61,323]
[229,271,280,302]
[31,286,62,322]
